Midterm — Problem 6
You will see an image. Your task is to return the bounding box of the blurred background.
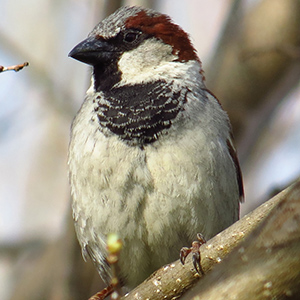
[0,0,299,299]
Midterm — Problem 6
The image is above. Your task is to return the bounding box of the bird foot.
[180,233,206,275]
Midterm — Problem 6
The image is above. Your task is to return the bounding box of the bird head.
[69,6,201,92]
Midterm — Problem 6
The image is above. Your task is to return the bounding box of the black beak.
[69,36,118,66]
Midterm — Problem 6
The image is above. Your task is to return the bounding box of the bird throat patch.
[94,81,187,145]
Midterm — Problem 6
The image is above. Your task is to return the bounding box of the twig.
[88,233,123,300]
[0,62,29,73]
[107,233,123,300]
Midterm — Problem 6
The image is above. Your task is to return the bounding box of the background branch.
[0,62,29,73]
[206,0,300,159]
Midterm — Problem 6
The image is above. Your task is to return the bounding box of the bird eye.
[123,31,140,43]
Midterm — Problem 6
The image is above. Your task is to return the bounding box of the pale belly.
[69,114,239,287]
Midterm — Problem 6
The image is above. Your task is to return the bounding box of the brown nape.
[125,11,200,63]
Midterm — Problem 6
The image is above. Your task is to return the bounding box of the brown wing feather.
[205,88,244,202]
[227,137,244,202]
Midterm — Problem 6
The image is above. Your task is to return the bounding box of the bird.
[68,5,244,290]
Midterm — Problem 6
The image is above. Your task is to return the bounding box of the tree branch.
[184,179,300,299]
[0,62,29,73]
[122,180,300,300]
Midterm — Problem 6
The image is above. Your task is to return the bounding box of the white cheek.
[87,76,95,94]
[117,39,177,84]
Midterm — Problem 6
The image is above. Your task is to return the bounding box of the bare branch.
[240,44,300,61]
[184,179,300,300]
[121,180,300,300]
[0,62,29,73]
[206,0,300,145]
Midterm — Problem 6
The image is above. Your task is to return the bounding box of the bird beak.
[69,36,118,66]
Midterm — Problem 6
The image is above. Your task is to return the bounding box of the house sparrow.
[68,6,243,289]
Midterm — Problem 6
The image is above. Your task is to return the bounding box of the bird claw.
[192,248,203,275]
[180,247,190,265]
[180,233,206,275]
